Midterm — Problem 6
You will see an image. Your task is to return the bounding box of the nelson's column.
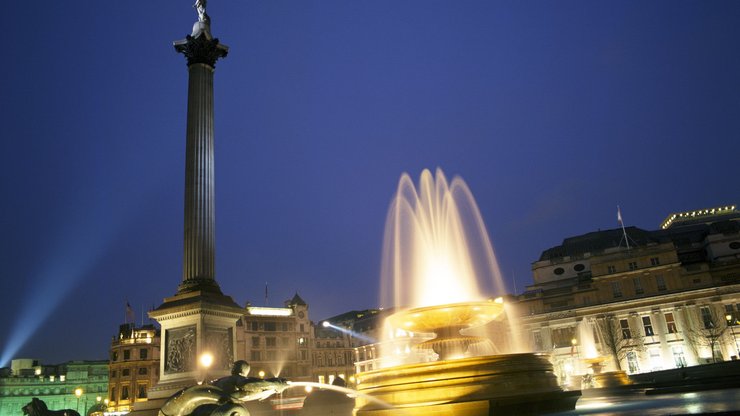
[132,3,243,414]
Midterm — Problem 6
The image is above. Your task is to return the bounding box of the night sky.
[1,1,738,366]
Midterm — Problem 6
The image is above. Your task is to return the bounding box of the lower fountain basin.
[355,353,580,415]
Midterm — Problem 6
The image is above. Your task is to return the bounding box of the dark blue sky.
[1,1,738,366]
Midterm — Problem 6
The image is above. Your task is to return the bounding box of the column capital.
[174,32,228,68]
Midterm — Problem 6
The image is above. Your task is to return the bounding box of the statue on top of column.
[194,0,210,24]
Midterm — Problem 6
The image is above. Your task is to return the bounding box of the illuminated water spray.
[379,168,506,311]
[376,169,524,364]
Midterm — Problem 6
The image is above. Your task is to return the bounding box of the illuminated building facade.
[107,324,160,414]
[0,359,108,416]
[513,205,740,382]
[235,294,313,381]
[312,325,355,386]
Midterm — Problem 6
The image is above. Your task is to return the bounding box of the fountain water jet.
[356,169,579,415]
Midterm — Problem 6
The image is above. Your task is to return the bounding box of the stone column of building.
[131,10,244,416]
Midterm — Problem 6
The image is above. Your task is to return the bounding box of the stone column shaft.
[183,63,216,286]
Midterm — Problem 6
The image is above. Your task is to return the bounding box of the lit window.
[642,316,654,336]
[665,313,678,334]
[533,332,543,351]
[700,306,714,329]
[672,345,687,368]
[620,319,631,339]
[649,349,663,371]
[137,384,147,399]
[60,375,65,382]
[627,351,640,373]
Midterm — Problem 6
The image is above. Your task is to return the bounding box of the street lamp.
[726,314,738,358]
[199,352,214,384]
[74,388,83,413]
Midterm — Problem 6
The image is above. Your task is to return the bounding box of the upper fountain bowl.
[387,300,504,333]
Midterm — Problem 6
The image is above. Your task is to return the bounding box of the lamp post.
[74,388,83,413]
[726,314,739,358]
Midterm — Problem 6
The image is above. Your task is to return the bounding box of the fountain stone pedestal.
[355,302,580,415]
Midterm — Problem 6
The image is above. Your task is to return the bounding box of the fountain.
[577,320,632,390]
[355,169,579,415]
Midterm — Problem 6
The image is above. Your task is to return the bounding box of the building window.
[626,351,639,374]
[656,275,667,291]
[123,350,131,360]
[138,367,147,375]
[633,277,644,295]
[248,321,259,331]
[649,348,663,371]
[650,257,660,266]
[250,351,261,361]
[611,281,623,298]
[264,322,277,331]
[139,348,148,360]
[281,323,289,331]
[642,316,654,336]
[112,351,119,361]
[281,337,290,347]
[110,388,117,402]
[607,265,616,274]
[672,345,687,368]
[110,370,117,378]
[301,350,308,360]
[252,337,260,347]
[298,337,306,345]
[628,261,638,271]
[533,332,543,351]
[121,386,130,401]
[665,313,678,334]
[137,384,147,399]
[300,324,305,332]
[266,337,277,347]
[122,369,130,377]
[700,306,715,329]
[266,351,277,361]
[620,319,631,339]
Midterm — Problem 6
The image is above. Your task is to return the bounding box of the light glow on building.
[660,205,736,229]
[247,307,293,317]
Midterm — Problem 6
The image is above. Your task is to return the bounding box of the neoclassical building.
[0,359,108,416]
[512,205,740,383]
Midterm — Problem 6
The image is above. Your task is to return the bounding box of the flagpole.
[618,205,630,250]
